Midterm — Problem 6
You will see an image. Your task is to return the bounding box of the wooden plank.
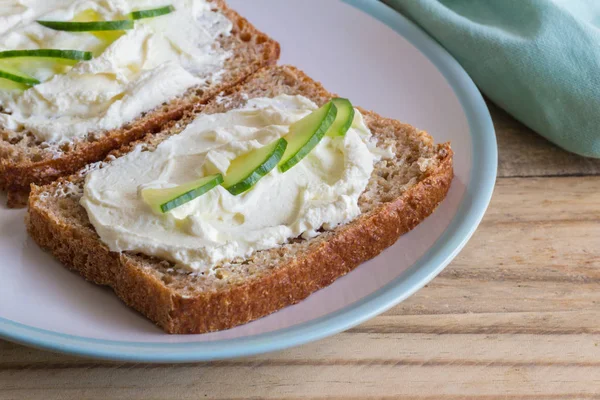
[491,102,600,178]
[395,278,600,315]
[2,324,600,366]
[443,220,600,282]
[1,364,597,400]
[354,311,600,335]
[2,175,600,398]
[485,177,600,222]
[392,176,600,315]
[2,333,600,399]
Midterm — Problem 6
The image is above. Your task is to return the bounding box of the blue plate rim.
[0,0,497,362]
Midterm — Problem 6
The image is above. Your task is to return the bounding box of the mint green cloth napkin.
[385,0,600,158]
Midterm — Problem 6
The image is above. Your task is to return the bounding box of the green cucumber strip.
[131,5,175,20]
[326,98,354,137]
[0,49,92,61]
[222,138,288,196]
[142,174,223,214]
[278,101,337,173]
[37,19,134,32]
[0,58,73,82]
[0,67,40,85]
[71,9,126,51]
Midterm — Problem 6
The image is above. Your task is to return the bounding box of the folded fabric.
[385,0,600,158]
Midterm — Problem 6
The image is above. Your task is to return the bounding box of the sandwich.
[27,65,453,333]
[0,0,279,207]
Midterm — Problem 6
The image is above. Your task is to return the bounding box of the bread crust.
[26,65,453,334]
[1,0,280,207]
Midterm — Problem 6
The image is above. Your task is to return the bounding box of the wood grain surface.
[2,104,600,399]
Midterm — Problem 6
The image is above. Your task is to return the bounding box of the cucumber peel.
[71,9,127,45]
[142,174,224,214]
[326,98,354,137]
[278,101,337,173]
[222,138,288,195]
[0,49,92,61]
[0,50,92,87]
[38,4,175,32]
[0,68,40,86]
[37,19,134,32]
[131,5,175,20]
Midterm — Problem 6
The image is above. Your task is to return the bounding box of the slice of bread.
[0,0,280,208]
[26,65,453,334]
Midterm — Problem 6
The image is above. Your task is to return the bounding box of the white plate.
[0,0,496,361]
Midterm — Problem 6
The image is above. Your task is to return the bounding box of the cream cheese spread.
[0,0,232,143]
[80,95,387,273]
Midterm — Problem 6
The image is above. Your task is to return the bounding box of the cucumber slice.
[72,9,126,46]
[0,49,93,61]
[0,50,91,83]
[37,19,134,32]
[222,138,288,195]
[0,68,40,85]
[0,58,73,83]
[326,98,354,137]
[0,78,28,92]
[141,174,224,214]
[131,5,175,20]
[278,101,337,173]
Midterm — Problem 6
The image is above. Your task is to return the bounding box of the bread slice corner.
[0,0,280,207]
[26,65,453,334]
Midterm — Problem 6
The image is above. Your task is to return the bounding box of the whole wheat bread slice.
[0,0,280,207]
[26,65,453,334]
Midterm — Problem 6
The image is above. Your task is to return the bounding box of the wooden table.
[2,102,600,399]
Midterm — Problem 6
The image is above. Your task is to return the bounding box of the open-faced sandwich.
[27,65,453,333]
[0,0,279,207]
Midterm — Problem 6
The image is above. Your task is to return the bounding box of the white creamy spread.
[0,0,232,143]
[81,95,388,273]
